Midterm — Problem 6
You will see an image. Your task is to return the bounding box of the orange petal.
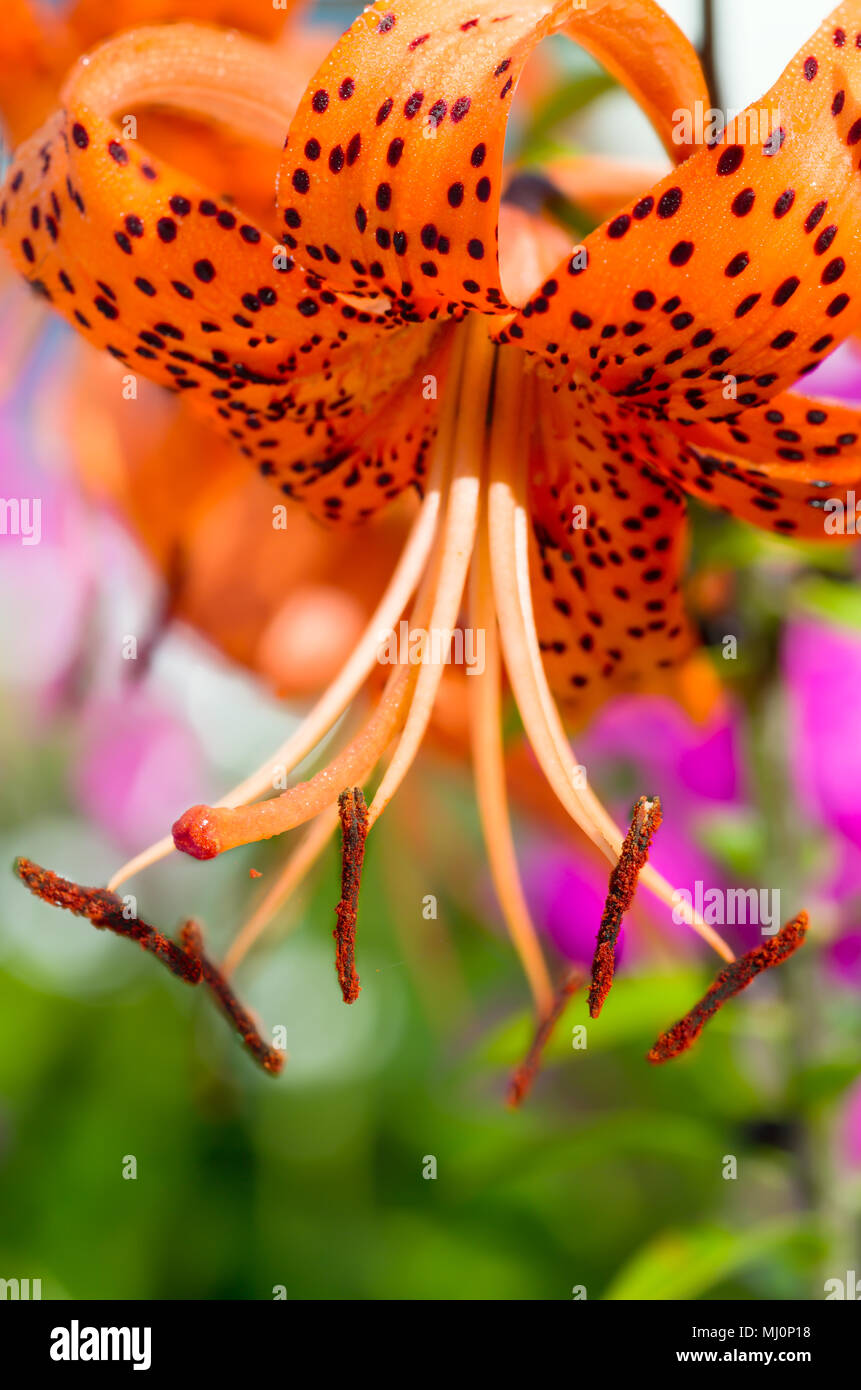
[276,0,706,313]
[506,3,861,413]
[674,388,861,467]
[67,0,297,46]
[528,375,695,713]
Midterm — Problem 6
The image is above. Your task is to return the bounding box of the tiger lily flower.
[2,0,853,1072]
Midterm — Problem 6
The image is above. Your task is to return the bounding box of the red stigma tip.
[171,807,221,860]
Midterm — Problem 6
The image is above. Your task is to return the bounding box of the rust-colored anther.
[507,970,585,1109]
[648,912,808,1064]
[334,787,368,1004]
[179,921,285,1076]
[588,795,662,1019]
[14,856,201,984]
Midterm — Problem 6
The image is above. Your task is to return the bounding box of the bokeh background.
[1,0,861,1300]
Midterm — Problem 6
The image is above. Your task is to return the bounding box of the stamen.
[163,332,470,865]
[507,970,585,1108]
[487,357,734,964]
[223,803,340,975]
[15,856,201,983]
[469,513,554,1015]
[180,921,285,1074]
[589,795,662,1018]
[367,317,493,829]
[648,912,808,1064]
[334,787,368,1004]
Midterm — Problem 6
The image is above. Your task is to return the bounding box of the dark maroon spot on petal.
[763,126,786,156]
[732,188,755,216]
[736,293,761,317]
[773,189,795,218]
[773,276,800,305]
[657,187,682,218]
[725,252,749,277]
[717,145,744,176]
[669,241,694,266]
[805,200,828,232]
[823,257,846,284]
[804,56,818,80]
[827,293,850,316]
[608,214,631,239]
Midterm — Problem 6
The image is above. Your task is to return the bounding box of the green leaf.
[604,1219,823,1300]
[520,71,617,151]
[794,576,861,632]
[478,971,708,1067]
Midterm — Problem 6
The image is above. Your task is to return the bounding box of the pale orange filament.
[172,662,418,858]
[223,802,341,975]
[106,430,448,890]
[368,317,494,829]
[469,508,554,1016]
[488,355,735,964]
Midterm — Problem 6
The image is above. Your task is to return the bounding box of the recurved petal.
[276,0,707,315]
[506,3,861,415]
[0,25,447,522]
[652,403,861,540]
[66,359,412,691]
[528,377,695,714]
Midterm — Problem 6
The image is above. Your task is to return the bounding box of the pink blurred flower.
[71,692,209,853]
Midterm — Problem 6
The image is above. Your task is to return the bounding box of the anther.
[15,857,201,983]
[589,795,662,1018]
[334,787,368,1003]
[179,921,285,1074]
[648,913,808,1063]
